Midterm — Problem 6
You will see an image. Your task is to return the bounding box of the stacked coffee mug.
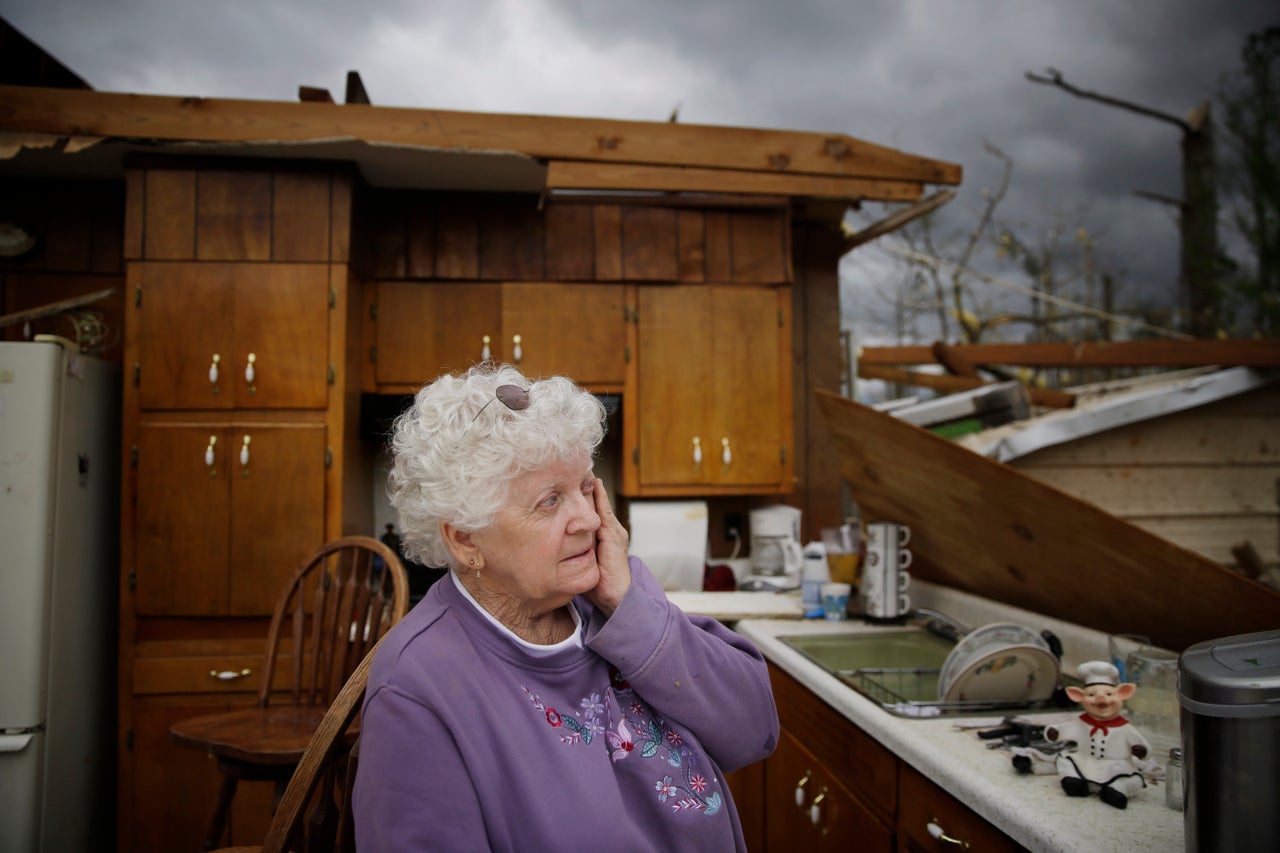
[862,522,912,621]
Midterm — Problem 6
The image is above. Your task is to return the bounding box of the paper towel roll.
[628,500,708,591]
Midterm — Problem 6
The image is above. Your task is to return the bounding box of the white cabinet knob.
[208,354,220,385]
[481,335,491,361]
[204,435,217,470]
[244,352,256,385]
[721,437,732,466]
[239,435,251,467]
[692,436,702,465]
[512,334,522,363]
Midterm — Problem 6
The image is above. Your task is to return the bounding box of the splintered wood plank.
[815,389,1280,652]
[1016,464,1280,516]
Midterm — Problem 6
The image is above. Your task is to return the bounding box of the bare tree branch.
[1025,67,1191,132]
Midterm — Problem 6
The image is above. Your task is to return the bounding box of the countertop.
[707,582,1185,853]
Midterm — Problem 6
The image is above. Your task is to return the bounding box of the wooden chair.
[172,535,409,851]
[212,635,380,853]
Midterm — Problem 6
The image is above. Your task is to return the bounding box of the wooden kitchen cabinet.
[369,280,627,391]
[761,664,1024,853]
[897,762,1025,853]
[133,420,326,616]
[766,728,893,851]
[626,284,793,495]
[119,164,368,851]
[134,262,330,410]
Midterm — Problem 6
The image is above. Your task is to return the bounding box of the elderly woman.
[353,363,779,852]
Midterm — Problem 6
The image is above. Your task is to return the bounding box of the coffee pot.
[749,505,803,576]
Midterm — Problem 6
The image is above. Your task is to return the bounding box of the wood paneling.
[272,172,331,261]
[621,206,678,281]
[405,200,437,278]
[593,204,623,280]
[196,170,272,260]
[732,209,789,282]
[704,211,732,282]
[544,204,594,280]
[479,197,543,279]
[435,196,479,278]
[143,169,196,259]
[676,210,705,282]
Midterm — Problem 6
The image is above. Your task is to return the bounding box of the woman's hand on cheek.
[586,477,631,617]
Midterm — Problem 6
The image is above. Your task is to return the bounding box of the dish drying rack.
[838,666,1068,719]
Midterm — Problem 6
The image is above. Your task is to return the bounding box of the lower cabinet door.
[897,762,1026,852]
[765,728,894,852]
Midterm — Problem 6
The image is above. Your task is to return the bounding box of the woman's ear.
[441,522,479,568]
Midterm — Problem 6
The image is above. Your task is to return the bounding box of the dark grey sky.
[3,0,1274,341]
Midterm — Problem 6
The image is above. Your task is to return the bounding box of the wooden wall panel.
[676,210,705,282]
[272,173,331,262]
[704,211,732,282]
[621,206,677,281]
[479,198,544,280]
[544,204,594,280]
[124,170,145,260]
[593,205,623,280]
[435,196,479,278]
[366,194,407,279]
[405,200,437,278]
[731,209,789,282]
[329,173,352,265]
[196,170,271,261]
[142,169,196,260]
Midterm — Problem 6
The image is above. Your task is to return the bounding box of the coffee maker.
[749,505,803,579]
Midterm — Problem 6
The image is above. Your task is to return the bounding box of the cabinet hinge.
[632,447,640,465]
[329,288,337,309]
[129,570,136,591]
[328,364,336,385]
[126,728,134,752]
[325,447,333,469]
[370,302,378,321]
[131,445,138,468]
[778,309,784,327]
[370,345,377,363]
[780,447,788,464]
[134,284,143,307]
[624,345,631,364]
[132,363,140,387]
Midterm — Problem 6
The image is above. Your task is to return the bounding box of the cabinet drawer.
[133,653,265,695]
[897,763,1025,852]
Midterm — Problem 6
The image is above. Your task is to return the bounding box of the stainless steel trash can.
[1177,629,1280,852]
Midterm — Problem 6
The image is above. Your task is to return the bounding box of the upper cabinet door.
[374,281,502,387]
[501,283,626,386]
[135,262,329,410]
[632,284,793,495]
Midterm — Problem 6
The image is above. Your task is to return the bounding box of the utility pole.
[1026,68,1220,337]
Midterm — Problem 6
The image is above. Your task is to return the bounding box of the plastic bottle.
[801,542,829,607]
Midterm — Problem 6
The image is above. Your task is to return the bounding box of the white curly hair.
[386,363,607,568]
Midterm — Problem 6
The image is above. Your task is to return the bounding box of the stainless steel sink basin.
[779,628,1063,718]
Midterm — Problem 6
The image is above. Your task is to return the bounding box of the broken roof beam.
[546,160,925,201]
[0,84,962,187]
[841,189,955,251]
[858,363,1076,409]
[860,339,1280,368]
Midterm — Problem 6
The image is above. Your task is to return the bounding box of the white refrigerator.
[0,337,120,852]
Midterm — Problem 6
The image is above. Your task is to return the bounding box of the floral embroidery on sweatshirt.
[521,664,724,816]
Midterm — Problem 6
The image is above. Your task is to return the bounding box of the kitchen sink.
[779,628,1064,718]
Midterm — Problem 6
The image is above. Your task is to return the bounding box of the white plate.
[937,622,1059,704]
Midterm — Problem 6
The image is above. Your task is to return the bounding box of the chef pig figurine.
[1012,660,1155,808]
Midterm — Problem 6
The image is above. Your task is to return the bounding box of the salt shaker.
[1165,747,1184,811]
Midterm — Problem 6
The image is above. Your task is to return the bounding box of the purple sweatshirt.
[353,556,778,852]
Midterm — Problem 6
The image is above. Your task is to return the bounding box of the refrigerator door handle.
[0,732,36,753]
